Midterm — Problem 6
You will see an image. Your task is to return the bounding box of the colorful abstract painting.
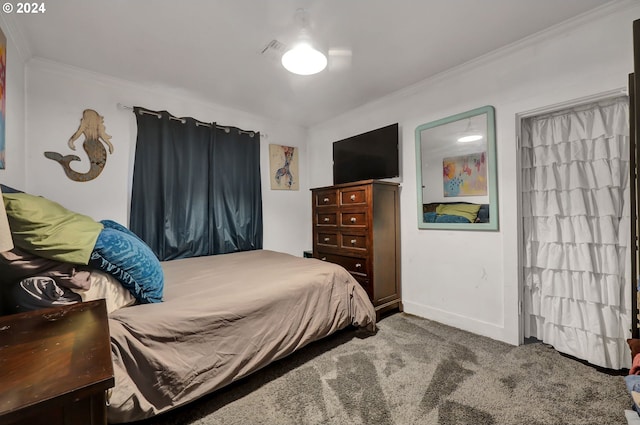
[269,144,299,190]
[0,26,5,169]
[443,152,487,197]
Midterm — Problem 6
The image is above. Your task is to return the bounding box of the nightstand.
[0,299,114,425]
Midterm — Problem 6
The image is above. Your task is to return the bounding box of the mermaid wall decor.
[44,109,114,182]
[269,144,299,190]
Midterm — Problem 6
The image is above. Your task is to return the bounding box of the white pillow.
[71,269,136,313]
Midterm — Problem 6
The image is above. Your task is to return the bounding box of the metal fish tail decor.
[45,109,114,182]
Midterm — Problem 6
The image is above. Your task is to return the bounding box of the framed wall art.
[269,144,299,190]
[442,152,487,197]
[0,26,6,169]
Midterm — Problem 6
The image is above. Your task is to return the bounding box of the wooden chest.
[311,179,401,316]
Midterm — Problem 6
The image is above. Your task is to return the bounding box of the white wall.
[25,59,311,257]
[308,1,637,345]
[0,15,26,189]
[13,1,639,345]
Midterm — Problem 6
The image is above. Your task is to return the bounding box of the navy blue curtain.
[130,107,262,261]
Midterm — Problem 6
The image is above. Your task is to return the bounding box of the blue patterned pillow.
[89,220,163,303]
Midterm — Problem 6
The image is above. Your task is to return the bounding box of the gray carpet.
[133,313,631,425]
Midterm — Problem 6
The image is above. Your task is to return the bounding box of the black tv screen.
[332,123,399,185]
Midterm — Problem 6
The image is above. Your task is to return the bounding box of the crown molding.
[0,12,32,62]
[26,57,253,113]
[26,57,294,136]
[27,56,148,91]
[315,0,636,129]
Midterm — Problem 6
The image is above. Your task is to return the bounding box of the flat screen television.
[332,123,399,185]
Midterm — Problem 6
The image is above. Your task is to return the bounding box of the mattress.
[106,249,376,423]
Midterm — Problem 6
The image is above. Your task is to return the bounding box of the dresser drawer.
[340,233,367,251]
[316,212,338,226]
[315,190,337,207]
[317,253,368,277]
[340,188,367,205]
[340,212,367,227]
[316,232,338,248]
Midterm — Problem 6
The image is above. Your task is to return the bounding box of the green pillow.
[436,203,482,223]
[3,193,103,264]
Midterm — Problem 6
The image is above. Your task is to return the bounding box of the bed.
[0,189,377,423]
[107,249,375,422]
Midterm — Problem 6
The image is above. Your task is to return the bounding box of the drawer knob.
[350,194,356,201]
[324,237,330,242]
[350,217,357,223]
[321,257,327,261]
[324,217,330,222]
[323,197,329,203]
[355,263,362,268]
[350,239,357,244]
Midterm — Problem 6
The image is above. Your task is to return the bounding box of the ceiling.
[8,0,614,127]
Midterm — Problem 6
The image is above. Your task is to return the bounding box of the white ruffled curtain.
[521,97,630,369]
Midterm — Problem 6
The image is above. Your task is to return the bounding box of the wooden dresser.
[0,300,114,425]
[311,179,401,316]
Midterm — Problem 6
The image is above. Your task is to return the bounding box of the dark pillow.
[0,184,23,193]
[423,203,439,213]
[477,204,490,223]
[88,220,163,304]
[0,247,89,290]
[7,276,81,314]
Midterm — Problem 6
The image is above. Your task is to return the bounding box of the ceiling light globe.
[457,134,483,143]
[281,43,327,76]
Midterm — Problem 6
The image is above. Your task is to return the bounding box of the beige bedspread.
[107,250,376,423]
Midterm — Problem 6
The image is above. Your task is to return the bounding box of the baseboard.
[402,300,517,345]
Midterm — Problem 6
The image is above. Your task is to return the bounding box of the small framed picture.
[269,144,299,190]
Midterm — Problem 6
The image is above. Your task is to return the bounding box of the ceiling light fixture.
[458,134,483,143]
[457,119,483,143]
[281,9,327,76]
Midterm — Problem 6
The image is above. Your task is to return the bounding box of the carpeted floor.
[132,313,631,425]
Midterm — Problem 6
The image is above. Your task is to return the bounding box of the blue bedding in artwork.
[423,202,490,224]
[423,212,471,223]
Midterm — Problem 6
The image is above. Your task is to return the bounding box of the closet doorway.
[518,94,630,370]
